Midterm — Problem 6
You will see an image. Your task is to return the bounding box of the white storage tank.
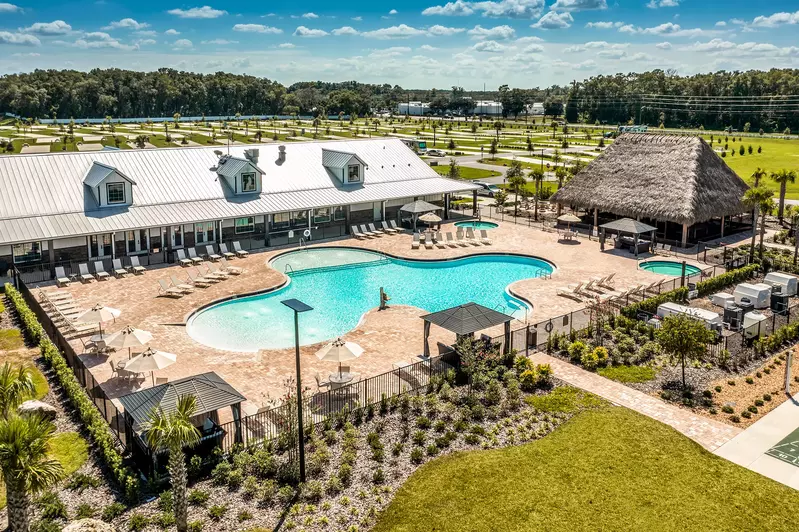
[764,272,798,297]
[743,311,768,338]
[656,302,722,329]
[733,283,772,309]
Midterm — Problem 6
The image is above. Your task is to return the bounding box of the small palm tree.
[0,363,36,419]
[0,415,64,532]
[750,167,767,187]
[529,168,544,221]
[771,169,797,222]
[743,186,775,262]
[552,149,562,168]
[145,395,200,532]
[505,160,526,218]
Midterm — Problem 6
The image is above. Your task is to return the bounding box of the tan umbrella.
[557,213,581,223]
[316,338,363,376]
[125,347,176,384]
[418,212,442,224]
[76,304,121,338]
[104,325,153,359]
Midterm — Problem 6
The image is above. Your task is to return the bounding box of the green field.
[374,407,797,532]
[432,165,501,180]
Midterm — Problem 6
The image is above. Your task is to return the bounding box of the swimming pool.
[454,221,499,230]
[639,260,701,276]
[187,248,554,351]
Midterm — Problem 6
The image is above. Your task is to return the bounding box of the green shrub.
[721,405,734,414]
[304,480,323,502]
[415,416,431,430]
[730,415,741,423]
[620,287,688,319]
[338,463,353,484]
[237,510,253,522]
[695,265,758,297]
[764,393,772,401]
[101,502,126,522]
[208,504,228,521]
[188,489,210,506]
[38,492,67,520]
[157,490,173,512]
[568,341,589,361]
[187,520,204,532]
[426,444,439,456]
[638,341,662,360]
[128,513,149,531]
[741,411,752,419]
[75,503,96,519]
[154,512,176,529]
[373,468,386,484]
[714,386,722,393]
[412,430,426,446]
[745,377,754,384]
[211,460,232,485]
[580,349,600,370]
[67,472,102,493]
[748,405,758,414]
[754,399,764,407]
[484,379,502,406]
[410,447,424,464]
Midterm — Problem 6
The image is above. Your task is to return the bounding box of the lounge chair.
[187,269,212,287]
[219,243,235,260]
[78,263,95,283]
[94,261,110,280]
[157,278,183,298]
[434,232,447,249]
[112,259,129,278]
[351,225,367,239]
[233,242,249,258]
[599,272,616,288]
[465,227,481,246]
[557,283,584,301]
[170,275,194,293]
[54,266,70,287]
[203,263,229,280]
[480,230,492,245]
[412,233,421,250]
[389,220,401,232]
[381,220,398,234]
[580,279,598,293]
[360,224,378,237]
[205,244,222,262]
[424,234,434,249]
[219,257,243,275]
[445,232,458,247]
[369,223,385,235]
[128,256,146,274]
[175,249,192,266]
[187,248,204,264]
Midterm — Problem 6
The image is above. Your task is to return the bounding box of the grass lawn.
[597,365,657,383]
[374,406,798,532]
[432,165,501,180]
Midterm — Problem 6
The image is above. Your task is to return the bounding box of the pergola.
[599,217,657,258]
[420,302,514,356]
[400,200,442,230]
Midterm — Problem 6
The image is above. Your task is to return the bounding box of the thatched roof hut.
[551,134,750,227]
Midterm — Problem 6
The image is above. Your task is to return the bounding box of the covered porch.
[420,302,514,357]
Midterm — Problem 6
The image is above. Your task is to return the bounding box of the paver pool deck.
[50,221,691,414]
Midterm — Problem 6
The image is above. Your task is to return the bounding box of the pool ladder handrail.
[534,267,552,280]
[284,263,294,274]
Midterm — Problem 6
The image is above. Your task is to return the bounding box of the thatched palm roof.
[550,134,750,225]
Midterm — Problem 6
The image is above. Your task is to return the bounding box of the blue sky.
[1,1,799,88]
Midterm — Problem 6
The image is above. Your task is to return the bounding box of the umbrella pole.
[339,362,342,377]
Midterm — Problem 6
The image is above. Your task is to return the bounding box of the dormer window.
[241,172,256,192]
[107,183,125,204]
[348,165,360,183]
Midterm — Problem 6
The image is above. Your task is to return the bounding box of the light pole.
[281,298,314,483]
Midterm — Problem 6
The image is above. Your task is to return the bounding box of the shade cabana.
[420,302,514,356]
[599,218,657,257]
[400,200,442,230]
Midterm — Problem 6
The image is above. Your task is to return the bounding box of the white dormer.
[215,153,264,195]
[322,149,367,185]
[83,161,136,208]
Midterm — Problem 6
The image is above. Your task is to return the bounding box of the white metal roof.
[0,138,478,245]
[82,161,136,188]
[214,156,258,178]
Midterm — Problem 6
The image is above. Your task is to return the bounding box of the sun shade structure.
[557,213,581,224]
[104,325,153,359]
[418,212,442,224]
[401,200,442,230]
[124,347,177,384]
[316,338,364,376]
[599,218,657,234]
[76,304,121,337]
[421,302,514,356]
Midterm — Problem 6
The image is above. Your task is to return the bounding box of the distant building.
[470,100,503,116]
[396,102,429,116]
[528,103,545,116]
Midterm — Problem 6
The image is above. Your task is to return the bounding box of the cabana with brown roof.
[550,134,751,247]
[421,302,514,356]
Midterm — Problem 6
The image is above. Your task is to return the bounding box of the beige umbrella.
[104,325,153,359]
[76,304,121,338]
[125,347,176,384]
[418,212,442,224]
[557,213,581,223]
[316,338,363,377]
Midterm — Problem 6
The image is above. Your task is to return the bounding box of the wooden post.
[472,190,478,216]
[720,216,725,238]
[681,223,689,248]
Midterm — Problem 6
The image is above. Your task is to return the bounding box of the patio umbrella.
[557,213,581,233]
[104,325,153,359]
[76,304,121,338]
[315,338,363,377]
[418,212,442,229]
[125,347,176,385]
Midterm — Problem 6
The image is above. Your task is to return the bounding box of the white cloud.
[206,60,224,69]
[515,35,544,43]
[233,23,282,33]
[0,3,21,13]
[621,22,720,37]
[419,44,438,50]
[172,38,193,49]
[232,58,251,68]
[352,16,363,21]
[70,33,138,50]
[202,38,237,44]
[531,11,573,29]
[428,24,465,36]
[585,21,623,29]
[302,12,319,18]
[714,21,726,27]
[332,26,359,35]
[22,20,72,35]
[369,46,411,57]
[422,0,544,19]
[550,0,607,12]
[467,24,515,39]
[0,31,40,46]
[422,0,474,16]
[750,11,799,28]
[134,30,157,36]
[167,6,227,19]
[103,18,149,30]
[656,41,672,49]
[362,24,426,39]
[681,38,799,57]
[472,40,508,52]
[278,42,296,48]
[165,29,180,35]
[565,40,627,52]
[523,43,544,52]
[134,38,156,46]
[389,9,398,14]
[11,52,40,57]
[647,0,679,8]
[293,26,329,37]
[551,58,596,70]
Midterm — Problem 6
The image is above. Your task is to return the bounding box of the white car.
[426,149,447,157]
[474,182,502,197]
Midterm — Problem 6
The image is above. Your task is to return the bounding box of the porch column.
[720,216,726,238]
[48,240,55,278]
[444,194,450,220]
[381,200,386,221]
[344,206,351,234]
[472,190,478,216]
[423,320,431,357]
[593,208,598,234]
[110,232,116,259]
[503,322,511,355]
[681,223,689,248]
[217,220,222,244]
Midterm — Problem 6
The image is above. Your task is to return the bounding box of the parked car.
[426,149,447,157]
[474,181,502,197]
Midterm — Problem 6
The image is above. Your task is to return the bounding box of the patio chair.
[455,230,469,247]
[465,227,481,246]
[580,279,598,293]
[54,266,70,287]
[360,224,378,237]
[187,247,204,264]
[314,374,330,391]
[381,220,398,234]
[108,360,119,378]
[556,282,584,301]
[480,229,493,245]
[157,278,183,298]
[205,244,222,262]
[446,232,458,248]
[187,269,212,287]
[424,234,434,249]
[112,259,129,278]
[219,257,243,275]
[368,222,385,235]
[599,272,616,288]
[218,243,236,260]
[93,261,110,281]
[389,220,402,232]
[204,263,229,280]
[412,233,420,250]
[78,263,95,283]
[128,256,146,274]
[233,241,249,258]
[170,274,194,293]
[434,232,447,249]
[175,249,192,266]
[351,225,367,239]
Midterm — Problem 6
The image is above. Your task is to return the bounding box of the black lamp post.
[281,298,314,482]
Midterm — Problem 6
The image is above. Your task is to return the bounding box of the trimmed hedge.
[4,283,140,501]
[754,321,799,355]
[620,288,688,319]
[695,264,759,297]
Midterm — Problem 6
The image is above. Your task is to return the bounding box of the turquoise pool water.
[639,260,701,276]
[454,221,499,230]
[187,248,554,351]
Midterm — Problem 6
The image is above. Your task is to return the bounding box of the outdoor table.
[329,372,355,385]
[90,334,107,349]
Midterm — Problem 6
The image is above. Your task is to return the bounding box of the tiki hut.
[550,134,751,247]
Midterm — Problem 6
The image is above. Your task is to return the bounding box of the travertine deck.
[49,221,692,413]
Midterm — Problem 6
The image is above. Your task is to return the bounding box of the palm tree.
[555,166,569,216]
[771,169,797,222]
[431,122,438,146]
[529,168,544,221]
[0,363,35,419]
[750,167,767,187]
[505,161,526,217]
[743,186,775,262]
[145,395,200,532]
[0,415,64,532]
[552,149,562,168]
[787,205,799,265]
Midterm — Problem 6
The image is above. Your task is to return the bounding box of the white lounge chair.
[158,278,183,298]
[78,263,95,283]
[219,243,236,260]
[112,259,129,278]
[445,232,458,247]
[580,279,598,294]
[175,249,192,266]
[187,248,204,264]
[389,220,402,233]
[219,257,243,275]
[126,256,146,274]
[186,269,211,287]
[455,231,469,247]
[465,227,481,246]
[412,233,421,250]
[170,274,194,293]
[233,241,249,258]
[381,221,398,234]
[93,261,110,280]
[424,233,434,249]
[205,244,222,262]
[599,272,616,288]
[351,225,367,239]
[557,282,584,301]
[360,224,378,237]
[480,230,492,245]
[54,266,70,287]
[204,263,229,280]
[434,232,447,249]
[370,222,386,236]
